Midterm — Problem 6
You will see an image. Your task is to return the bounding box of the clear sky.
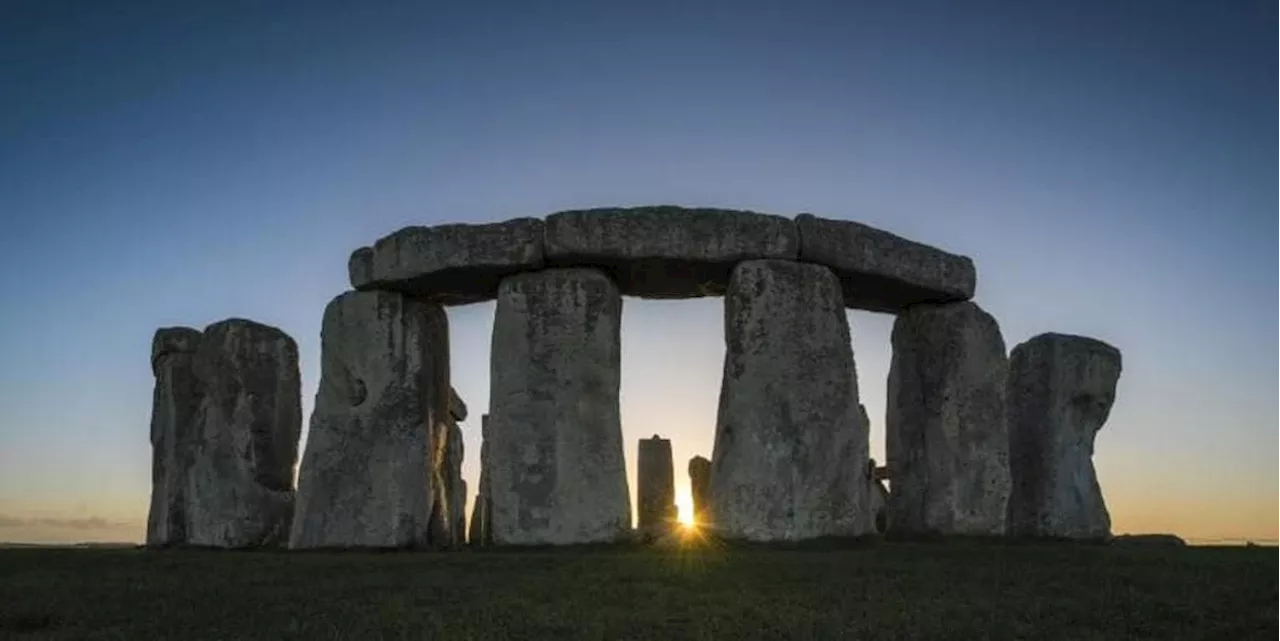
[0,0,1274,545]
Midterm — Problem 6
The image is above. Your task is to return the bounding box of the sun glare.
[676,487,696,528]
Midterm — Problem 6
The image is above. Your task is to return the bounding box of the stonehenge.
[710,260,873,541]
[146,205,1124,548]
[886,302,1011,536]
[637,436,677,537]
[146,319,301,548]
[1007,333,1122,539]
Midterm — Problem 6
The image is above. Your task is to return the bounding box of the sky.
[0,0,1274,545]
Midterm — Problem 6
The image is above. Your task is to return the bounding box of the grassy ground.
[0,538,1274,641]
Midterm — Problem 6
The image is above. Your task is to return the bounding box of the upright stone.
[636,436,676,538]
[290,291,450,549]
[146,327,203,547]
[687,456,712,527]
[469,414,493,546]
[710,260,873,541]
[886,301,1011,536]
[185,319,302,548]
[488,268,631,545]
[1007,333,1122,539]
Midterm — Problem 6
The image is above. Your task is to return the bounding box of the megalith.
[349,218,545,304]
[146,327,203,547]
[290,291,451,549]
[886,301,1011,536]
[1007,333,1122,539]
[794,214,975,313]
[179,319,302,548]
[468,413,493,546]
[487,268,631,545]
[637,435,676,537]
[710,260,873,541]
[429,390,468,548]
[543,206,798,298]
[687,456,711,527]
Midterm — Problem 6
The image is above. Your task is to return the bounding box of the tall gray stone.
[637,436,676,537]
[1007,333,1122,539]
[183,319,301,548]
[469,414,492,546]
[886,301,1011,536]
[290,291,450,549]
[349,218,545,305]
[710,260,873,541]
[795,213,975,313]
[544,206,798,298]
[687,456,712,527]
[146,327,203,547]
[488,268,631,545]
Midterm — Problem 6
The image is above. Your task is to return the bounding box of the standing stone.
[429,390,468,548]
[867,459,890,534]
[146,327,203,547]
[1007,333,1122,539]
[637,436,676,538]
[488,268,631,545]
[184,319,302,548]
[469,414,493,546]
[710,260,873,541]
[687,456,712,527]
[886,302,1011,536]
[290,291,450,549]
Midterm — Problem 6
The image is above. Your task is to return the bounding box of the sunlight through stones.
[147,205,1124,548]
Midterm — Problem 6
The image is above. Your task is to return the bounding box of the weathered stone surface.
[430,419,466,548]
[710,260,873,541]
[146,327,203,547]
[183,319,301,548]
[488,268,631,545]
[468,414,493,546]
[795,213,976,313]
[636,436,676,537]
[1007,333,1122,540]
[544,206,798,298]
[350,218,545,305]
[687,456,712,527]
[449,388,468,422]
[290,291,450,549]
[886,302,1010,536]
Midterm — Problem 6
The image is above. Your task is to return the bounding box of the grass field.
[0,539,1274,640]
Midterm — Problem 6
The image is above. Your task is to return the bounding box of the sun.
[675,487,696,529]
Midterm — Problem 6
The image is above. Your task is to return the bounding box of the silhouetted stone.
[184,319,301,548]
[350,218,545,305]
[290,291,450,549]
[687,456,712,526]
[488,269,631,545]
[543,206,798,298]
[711,260,873,541]
[1007,333,1122,540]
[146,327,203,547]
[795,213,975,313]
[887,302,1010,536]
[469,414,492,546]
[637,436,676,538]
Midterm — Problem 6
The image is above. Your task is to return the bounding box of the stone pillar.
[637,435,676,537]
[175,319,302,548]
[469,414,492,546]
[488,268,631,545]
[886,301,1011,536]
[1007,333,1122,539]
[710,260,872,541]
[429,390,468,548]
[687,456,711,527]
[290,291,450,549]
[146,328,203,547]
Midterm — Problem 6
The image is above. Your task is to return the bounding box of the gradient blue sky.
[1,0,1274,543]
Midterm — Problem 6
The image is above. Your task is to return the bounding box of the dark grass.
[0,538,1274,640]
